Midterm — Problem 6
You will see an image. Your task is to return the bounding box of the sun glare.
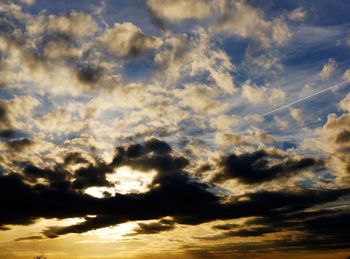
[85,166,157,198]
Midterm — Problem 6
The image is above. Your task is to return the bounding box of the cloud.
[46,11,98,40]
[42,38,80,60]
[18,0,36,5]
[15,235,43,242]
[211,0,292,47]
[0,139,346,242]
[212,148,322,184]
[340,93,350,112]
[343,68,350,80]
[241,81,285,105]
[175,83,230,115]
[0,102,12,133]
[5,138,34,152]
[0,95,39,137]
[288,7,307,21]
[209,115,240,131]
[129,218,175,235]
[75,63,104,85]
[290,108,304,124]
[147,0,211,24]
[319,58,337,80]
[203,209,350,252]
[317,112,350,184]
[100,22,162,57]
[71,162,113,190]
[214,128,275,146]
[154,29,236,93]
[251,54,283,70]
[274,115,289,130]
[0,1,349,255]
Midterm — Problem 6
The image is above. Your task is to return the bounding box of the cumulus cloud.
[251,54,283,70]
[241,81,285,105]
[339,93,350,112]
[175,83,229,115]
[0,139,347,242]
[318,112,350,184]
[129,218,175,235]
[19,0,36,5]
[274,115,289,130]
[211,0,292,47]
[288,7,307,21]
[46,11,98,40]
[212,148,322,184]
[210,115,240,131]
[343,68,350,80]
[154,29,236,93]
[319,58,337,80]
[214,128,275,146]
[99,22,162,57]
[0,1,349,255]
[147,0,211,24]
[290,108,304,124]
[0,95,39,136]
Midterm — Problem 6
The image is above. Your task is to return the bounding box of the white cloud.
[20,0,36,5]
[340,93,350,112]
[319,59,337,80]
[175,84,229,115]
[274,115,289,130]
[241,81,285,106]
[210,115,240,131]
[147,0,211,23]
[211,0,292,47]
[252,55,283,70]
[47,11,98,40]
[343,68,350,80]
[290,108,304,124]
[154,29,236,94]
[288,7,306,21]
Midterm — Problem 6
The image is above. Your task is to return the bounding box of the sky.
[0,0,350,258]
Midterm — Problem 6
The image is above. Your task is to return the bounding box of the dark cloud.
[129,218,175,235]
[24,164,69,189]
[336,129,350,143]
[0,104,7,120]
[75,64,104,85]
[212,223,239,231]
[190,209,350,254]
[0,138,349,254]
[213,150,323,184]
[126,143,145,158]
[63,152,89,165]
[0,102,15,136]
[71,162,112,190]
[15,235,43,242]
[225,226,279,237]
[0,99,32,140]
[6,138,33,151]
[123,139,172,159]
[145,138,172,154]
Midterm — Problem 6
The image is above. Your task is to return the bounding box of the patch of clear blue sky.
[249,0,350,26]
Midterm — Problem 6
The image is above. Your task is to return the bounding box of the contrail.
[262,79,350,117]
